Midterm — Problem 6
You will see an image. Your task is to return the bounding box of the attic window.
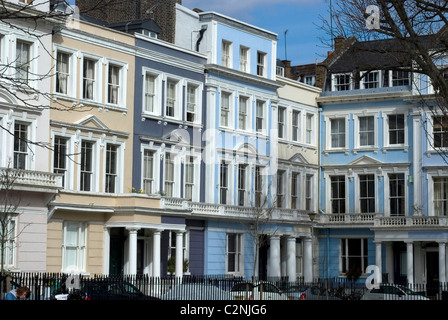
[333,74,351,91]
[141,30,157,38]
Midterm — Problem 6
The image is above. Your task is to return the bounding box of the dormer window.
[392,70,410,86]
[333,74,351,91]
[362,71,379,89]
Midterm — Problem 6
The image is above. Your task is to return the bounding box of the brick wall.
[76,0,181,43]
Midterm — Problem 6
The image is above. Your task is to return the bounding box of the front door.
[426,251,439,297]
[109,228,125,275]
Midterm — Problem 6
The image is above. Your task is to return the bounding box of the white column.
[128,228,139,275]
[286,236,296,282]
[386,243,394,283]
[375,241,382,283]
[103,227,110,275]
[439,242,447,283]
[175,231,184,279]
[153,230,161,278]
[406,241,414,285]
[269,235,281,280]
[303,237,313,283]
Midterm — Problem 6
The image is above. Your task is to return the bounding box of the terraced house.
[0,0,61,273]
[315,34,448,290]
[46,16,156,276]
[171,4,318,281]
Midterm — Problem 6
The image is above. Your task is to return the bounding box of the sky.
[181,0,333,65]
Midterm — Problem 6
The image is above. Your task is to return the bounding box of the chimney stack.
[334,35,345,51]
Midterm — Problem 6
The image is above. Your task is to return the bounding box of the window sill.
[353,147,379,154]
[382,145,408,153]
[324,148,349,156]
[279,139,318,150]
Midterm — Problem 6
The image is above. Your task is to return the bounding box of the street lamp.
[308,212,317,282]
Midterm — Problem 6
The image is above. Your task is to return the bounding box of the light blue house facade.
[317,37,448,290]
[173,5,313,281]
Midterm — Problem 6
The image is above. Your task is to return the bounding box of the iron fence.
[1,273,447,300]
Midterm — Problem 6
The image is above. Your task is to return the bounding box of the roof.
[327,33,444,74]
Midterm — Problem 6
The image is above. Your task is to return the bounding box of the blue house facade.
[316,36,448,289]
[171,5,315,281]
[131,27,208,277]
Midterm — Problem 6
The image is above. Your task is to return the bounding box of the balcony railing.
[0,167,63,191]
[319,213,448,228]
[374,215,448,227]
[160,197,310,222]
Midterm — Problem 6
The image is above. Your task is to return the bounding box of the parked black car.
[52,279,160,300]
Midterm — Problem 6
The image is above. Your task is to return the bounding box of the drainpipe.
[195,24,207,52]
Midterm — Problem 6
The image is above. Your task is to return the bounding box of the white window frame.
[382,111,408,151]
[391,70,410,87]
[1,218,16,269]
[354,172,378,213]
[78,138,100,193]
[257,51,267,77]
[62,221,87,273]
[238,95,250,131]
[183,153,201,202]
[185,81,203,124]
[226,233,243,275]
[53,134,70,189]
[219,160,230,205]
[324,172,348,214]
[53,46,77,98]
[384,170,408,217]
[340,238,368,275]
[427,169,448,217]
[142,68,162,116]
[239,45,250,73]
[361,70,380,89]
[164,76,183,120]
[220,91,233,128]
[104,142,123,194]
[13,121,30,170]
[292,109,301,142]
[164,149,181,198]
[15,39,32,85]
[237,163,248,206]
[304,173,314,212]
[255,99,266,134]
[305,113,315,145]
[353,112,378,153]
[278,106,286,139]
[141,145,161,195]
[222,40,233,68]
[291,171,300,209]
[428,114,448,152]
[332,73,352,91]
[324,114,349,154]
[276,170,286,208]
[80,53,102,103]
[105,59,128,109]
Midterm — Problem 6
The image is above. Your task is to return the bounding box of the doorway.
[258,235,268,281]
[109,228,125,275]
[426,251,439,297]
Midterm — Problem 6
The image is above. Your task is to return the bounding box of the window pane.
[108,65,120,104]
[83,58,95,100]
[145,74,155,112]
[331,118,345,148]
